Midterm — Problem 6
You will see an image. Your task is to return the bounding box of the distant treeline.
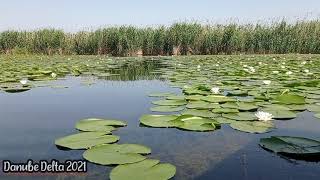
[1,20,320,56]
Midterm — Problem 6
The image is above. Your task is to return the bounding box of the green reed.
[1,20,320,56]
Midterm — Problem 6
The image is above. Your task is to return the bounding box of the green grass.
[1,20,320,56]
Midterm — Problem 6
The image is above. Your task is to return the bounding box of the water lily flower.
[243,65,248,68]
[197,65,201,69]
[51,73,57,78]
[255,111,273,121]
[304,69,309,73]
[258,62,262,65]
[211,87,220,94]
[286,71,293,75]
[263,80,271,85]
[272,58,276,60]
[281,65,285,69]
[282,62,286,65]
[272,71,279,74]
[67,58,71,61]
[301,61,307,65]
[20,79,28,85]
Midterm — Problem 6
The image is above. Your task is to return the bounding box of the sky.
[0,0,320,32]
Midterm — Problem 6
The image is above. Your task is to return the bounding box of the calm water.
[0,61,320,180]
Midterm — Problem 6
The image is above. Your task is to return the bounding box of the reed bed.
[1,20,320,56]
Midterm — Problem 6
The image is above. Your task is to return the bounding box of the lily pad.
[177,116,218,132]
[76,118,126,133]
[201,95,236,103]
[222,112,257,121]
[110,159,176,180]
[182,109,217,118]
[212,108,239,114]
[315,113,320,119]
[140,115,179,128]
[83,144,151,165]
[150,106,185,112]
[274,93,306,105]
[55,132,119,150]
[262,108,297,119]
[230,121,274,133]
[152,99,187,106]
[260,136,320,156]
[186,101,220,109]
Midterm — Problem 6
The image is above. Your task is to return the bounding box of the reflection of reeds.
[1,20,320,55]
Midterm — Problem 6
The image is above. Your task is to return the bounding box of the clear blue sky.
[0,0,319,31]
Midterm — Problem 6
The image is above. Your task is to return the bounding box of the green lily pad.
[262,108,297,119]
[222,112,257,121]
[230,121,274,133]
[152,99,187,106]
[201,95,236,103]
[306,104,320,112]
[150,106,185,112]
[177,116,218,132]
[140,115,179,128]
[260,136,320,156]
[315,113,320,119]
[110,159,176,180]
[212,108,239,114]
[274,93,306,105]
[237,102,258,111]
[83,144,151,165]
[166,95,185,100]
[182,109,217,118]
[55,132,119,150]
[75,118,126,133]
[186,101,220,109]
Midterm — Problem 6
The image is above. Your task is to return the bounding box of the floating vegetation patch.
[259,136,320,160]
[54,132,119,150]
[110,159,176,180]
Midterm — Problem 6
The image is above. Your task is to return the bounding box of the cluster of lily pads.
[140,55,320,159]
[0,55,166,93]
[55,118,176,180]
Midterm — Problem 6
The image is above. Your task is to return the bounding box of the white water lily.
[304,69,309,73]
[243,65,248,68]
[282,62,286,65]
[281,65,285,69]
[255,111,273,121]
[51,72,57,78]
[197,65,201,69]
[210,87,220,94]
[20,79,28,85]
[286,71,293,75]
[272,71,279,74]
[263,80,271,85]
[258,62,262,65]
[272,58,276,60]
[301,61,307,65]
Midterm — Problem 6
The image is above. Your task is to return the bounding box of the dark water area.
[0,60,320,180]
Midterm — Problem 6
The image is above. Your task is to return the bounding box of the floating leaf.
[140,115,179,128]
[152,99,187,106]
[186,101,220,109]
[55,132,119,150]
[212,108,239,114]
[222,112,257,121]
[83,144,151,165]
[274,94,306,105]
[262,108,297,119]
[230,121,274,133]
[315,113,320,119]
[76,118,126,132]
[110,159,176,180]
[182,109,217,118]
[260,136,320,156]
[150,106,185,112]
[201,95,236,103]
[177,116,218,132]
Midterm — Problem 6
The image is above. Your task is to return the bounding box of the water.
[0,61,320,180]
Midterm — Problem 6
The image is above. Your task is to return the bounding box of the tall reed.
[1,20,320,56]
